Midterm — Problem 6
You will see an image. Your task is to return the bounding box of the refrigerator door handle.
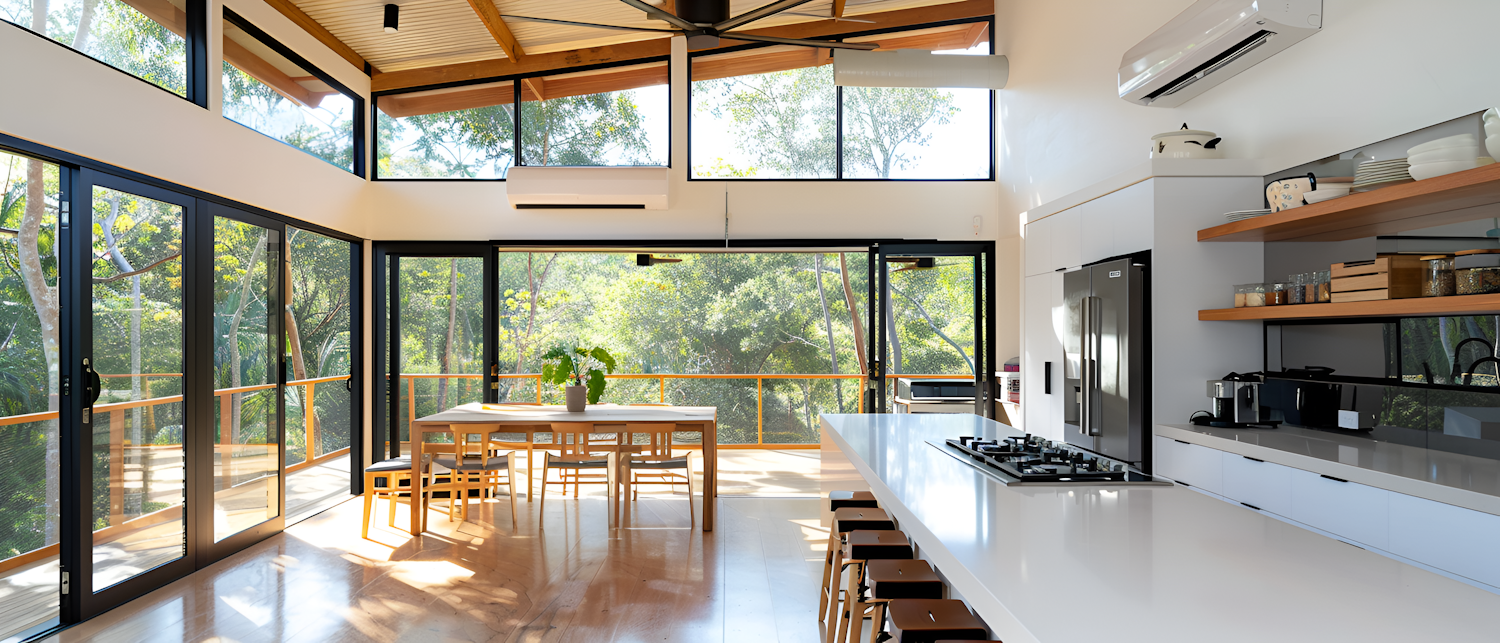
[1084,295,1103,437]
[1086,293,1098,434]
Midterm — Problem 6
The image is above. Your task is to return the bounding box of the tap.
[1464,356,1500,386]
[1451,337,1496,382]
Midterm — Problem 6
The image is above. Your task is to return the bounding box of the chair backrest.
[625,422,688,457]
[549,422,615,458]
[452,423,500,465]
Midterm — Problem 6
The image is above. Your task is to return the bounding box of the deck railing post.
[756,378,764,446]
[305,381,317,459]
[109,410,122,526]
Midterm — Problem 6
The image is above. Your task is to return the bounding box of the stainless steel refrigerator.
[1063,258,1147,466]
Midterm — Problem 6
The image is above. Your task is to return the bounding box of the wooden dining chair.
[624,423,696,525]
[362,457,415,539]
[539,422,619,518]
[421,425,518,529]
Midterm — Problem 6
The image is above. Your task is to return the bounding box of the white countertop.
[822,413,1499,643]
[1157,423,1500,517]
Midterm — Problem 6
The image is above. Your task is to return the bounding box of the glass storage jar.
[1420,255,1455,297]
[1287,273,1307,304]
[1235,283,1265,308]
[1457,266,1500,295]
[1267,282,1288,306]
[1315,270,1331,302]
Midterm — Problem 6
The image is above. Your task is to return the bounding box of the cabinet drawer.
[1389,493,1500,588]
[1222,454,1291,516]
[1286,468,1389,550]
[1154,437,1222,495]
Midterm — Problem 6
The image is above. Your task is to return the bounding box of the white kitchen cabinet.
[1221,454,1292,517]
[1050,206,1081,272]
[1285,467,1389,550]
[1152,436,1222,495]
[1389,493,1500,589]
[1023,272,1064,442]
[1024,215,1053,277]
[1080,181,1154,266]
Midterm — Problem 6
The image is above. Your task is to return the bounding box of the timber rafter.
[371,0,992,94]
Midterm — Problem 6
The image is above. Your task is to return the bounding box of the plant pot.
[565,385,587,412]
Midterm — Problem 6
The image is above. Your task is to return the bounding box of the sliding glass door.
[80,173,198,609]
[870,242,996,416]
[376,244,489,459]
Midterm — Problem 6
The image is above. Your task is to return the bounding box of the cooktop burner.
[933,434,1165,485]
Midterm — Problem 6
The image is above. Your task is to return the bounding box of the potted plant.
[541,346,617,412]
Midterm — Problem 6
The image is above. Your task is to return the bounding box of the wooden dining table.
[408,402,718,532]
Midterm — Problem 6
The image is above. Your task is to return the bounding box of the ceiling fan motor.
[675,0,730,25]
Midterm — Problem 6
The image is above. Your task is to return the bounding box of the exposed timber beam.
[372,0,992,93]
[833,0,846,18]
[522,76,546,101]
[466,0,526,61]
[263,0,374,73]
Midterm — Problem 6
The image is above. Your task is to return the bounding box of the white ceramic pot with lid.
[1151,123,1223,159]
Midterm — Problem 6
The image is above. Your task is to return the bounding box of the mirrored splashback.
[1266,316,1500,463]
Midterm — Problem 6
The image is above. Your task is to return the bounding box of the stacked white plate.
[1485,108,1500,160]
[1224,208,1272,222]
[1304,181,1354,204]
[1352,158,1412,192]
[1406,133,1492,180]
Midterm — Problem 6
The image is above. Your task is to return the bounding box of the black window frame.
[687,16,997,183]
[370,55,674,181]
[221,7,367,178]
[0,0,209,107]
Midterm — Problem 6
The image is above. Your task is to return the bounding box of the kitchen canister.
[1235,283,1265,308]
[1287,273,1307,304]
[1420,255,1455,297]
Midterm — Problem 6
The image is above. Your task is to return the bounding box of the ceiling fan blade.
[720,32,878,50]
[617,0,699,31]
[781,12,875,23]
[501,14,679,33]
[714,0,817,32]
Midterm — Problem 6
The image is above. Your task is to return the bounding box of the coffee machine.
[1203,373,1280,428]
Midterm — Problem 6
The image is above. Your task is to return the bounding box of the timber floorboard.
[40,489,827,643]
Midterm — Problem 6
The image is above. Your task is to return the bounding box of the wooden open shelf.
[1198,162,1500,243]
[1200,293,1500,321]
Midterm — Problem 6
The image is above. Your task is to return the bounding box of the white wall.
[995,0,1500,221]
[0,0,370,236]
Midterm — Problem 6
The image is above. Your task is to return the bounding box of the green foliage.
[1,0,187,96]
[696,66,836,178]
[542,346,616,404]
[222,62,354,171]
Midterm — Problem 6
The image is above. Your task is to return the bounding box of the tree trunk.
[284,237,315,453]
[514,252,557,374]
[438,258,458,410]
[30,0,46,31]
[814,255,843,411]
[19,159,60,544]
[226,232,266,446]
[71,0,99,49]
[101,195,145,515]
[839,253,866,372]
[885,268,903,374]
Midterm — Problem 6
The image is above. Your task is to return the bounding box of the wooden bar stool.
[847,560,945,643]
[830,490,879,511]
[831,530,914,643]
[821,508,896,628]
[884,599,987,643]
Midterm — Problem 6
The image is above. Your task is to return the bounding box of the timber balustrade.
[0,373,352,575]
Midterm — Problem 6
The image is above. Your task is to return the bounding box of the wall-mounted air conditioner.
[1119,0,1322,107]
[505,166,669,210]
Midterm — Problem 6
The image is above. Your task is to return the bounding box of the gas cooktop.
[930,434,1168,486]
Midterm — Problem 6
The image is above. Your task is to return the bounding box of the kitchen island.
[821,413,1499,643]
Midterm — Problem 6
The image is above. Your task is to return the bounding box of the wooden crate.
[1330,254,1422,300]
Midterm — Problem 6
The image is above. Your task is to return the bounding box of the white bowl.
[1488,135,1500,161]
[1410,159,1485,181]
[1409,145,1482,165]
[1409,133,1479,156]
[1304,190,1349,204]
